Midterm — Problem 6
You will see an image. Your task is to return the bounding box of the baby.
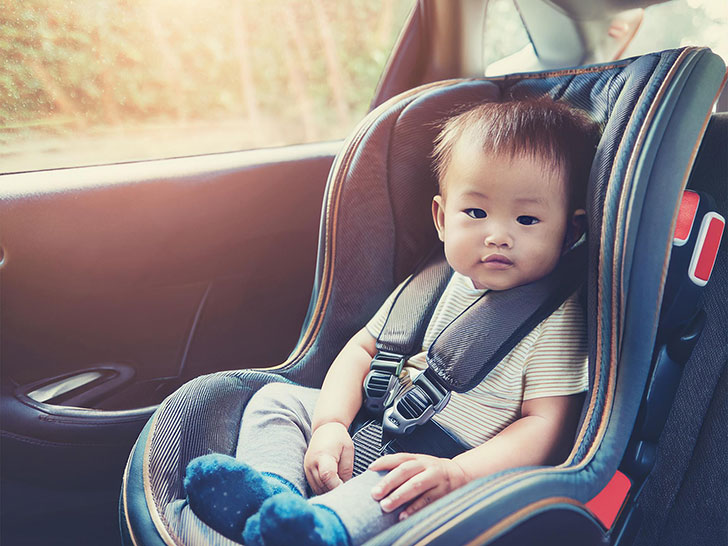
[184,97,601,546]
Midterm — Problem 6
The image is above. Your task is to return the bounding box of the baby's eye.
[517,215,540,226]
[464,208,486,219]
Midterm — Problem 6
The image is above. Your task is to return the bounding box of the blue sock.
[183,453,298,541]
[243,492,350,546]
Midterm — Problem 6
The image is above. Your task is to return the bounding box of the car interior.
[1,1,726,545]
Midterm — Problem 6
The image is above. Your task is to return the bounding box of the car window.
[0,0,414,174]
[482,0,727,78]
[482,0,531,75]
[620,0,727,63]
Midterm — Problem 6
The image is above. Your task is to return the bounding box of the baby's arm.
[456,391,585,473]
[304,327,377,494]
[370,392,584,519]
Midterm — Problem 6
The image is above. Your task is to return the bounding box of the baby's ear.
[564,209,587,252]
[432,195,446,242]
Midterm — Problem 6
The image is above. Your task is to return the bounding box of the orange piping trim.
[569,48,692,463]
[582,48,695,464]
[487,60,633,81]
[462,498,587,546]
[407,497,585,546]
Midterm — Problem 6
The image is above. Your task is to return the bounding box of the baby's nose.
[484,227,512,248]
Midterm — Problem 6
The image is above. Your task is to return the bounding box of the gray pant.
[235,383,401,545]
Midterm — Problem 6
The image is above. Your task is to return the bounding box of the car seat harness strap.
[362,351,407,413]
[363,243,587,436]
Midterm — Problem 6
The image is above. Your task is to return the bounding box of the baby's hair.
[431,98,601,211]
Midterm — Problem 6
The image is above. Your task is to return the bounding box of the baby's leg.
[184,383,320,540]
[244,470,401,546]
[236,382,320,494]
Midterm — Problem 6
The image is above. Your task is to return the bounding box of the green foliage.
[5,0,721,171]
[0,0,413,146]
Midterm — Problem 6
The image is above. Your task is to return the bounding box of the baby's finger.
[338,442,354,483]
[379,468,439,512]
[304,461,324,494]
[368,453,415,472]
[399,486,444,520]
[318,455,343,492]
[371,460,422,501]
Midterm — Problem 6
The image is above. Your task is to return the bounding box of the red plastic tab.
[689,212,725,286]
[586,470,632,529]
[674,190,700,246]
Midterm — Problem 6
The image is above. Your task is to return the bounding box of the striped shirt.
[366,272,588,448]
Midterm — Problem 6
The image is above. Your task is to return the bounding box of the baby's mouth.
[482,254,514,268]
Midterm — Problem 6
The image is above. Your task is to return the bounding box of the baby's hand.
[369,453,468,520]
[304,422,354,495]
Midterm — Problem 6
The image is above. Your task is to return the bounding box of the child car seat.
[120,47,726,545]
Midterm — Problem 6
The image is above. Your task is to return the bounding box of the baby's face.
[432,140,580,291]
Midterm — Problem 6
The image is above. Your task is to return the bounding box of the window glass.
[481,0,726,78]
[481,0,531,73]
[0,0,414,173]
[621,0,727,63]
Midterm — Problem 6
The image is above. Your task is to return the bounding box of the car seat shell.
[120,47,726,546]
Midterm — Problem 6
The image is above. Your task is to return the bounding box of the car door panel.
[1,142,336,409]
[0,142,336,544]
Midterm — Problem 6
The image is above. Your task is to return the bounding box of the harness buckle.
[363,352,406,414]
[382,368,451,435]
